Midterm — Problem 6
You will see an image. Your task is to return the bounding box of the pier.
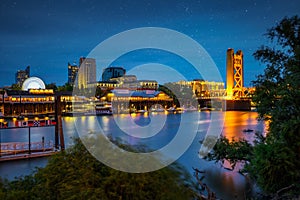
[0,126,57,162]
[0,141,56,162]
[0,95,64,162]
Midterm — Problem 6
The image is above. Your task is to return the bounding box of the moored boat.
[95,102,113,115]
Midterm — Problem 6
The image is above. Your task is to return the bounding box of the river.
[0,111,265,199]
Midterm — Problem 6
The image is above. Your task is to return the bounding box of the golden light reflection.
[222,111,259,141]
[101,116,109,127]
[63,116,74,123]
[119,114,130,119]
[88,116,96,123]
[264,119,270,136]
[130,113,137,118]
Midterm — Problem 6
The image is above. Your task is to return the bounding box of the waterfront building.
[110,75,137,86]
[137,80,158,90]
[77,57,96,89]
[175,80,225,98]
[111,90,173,113]
[92,75,158,92]
[1,89,55,117]
[110,75,138,89]
[97,81,119,90]
[0,89,79,117]
[88,73,164,112]
[67,63,79,86]
[102,66,126,81]
[109,75,158,90]
[15,66,30,86]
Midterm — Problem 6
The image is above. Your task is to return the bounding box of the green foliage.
[57,83,73,92]
[45,83,73,92]
[206,16,300,197]
[245,142,299,193]
[10,84,21,91]
[253,15,300,122]
[206,136,253,170]
[45,83,58,91]
[0,178,6,199]
[251,15,300,194]
[0,138,196,200]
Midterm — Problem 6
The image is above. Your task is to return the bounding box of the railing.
[0,141,54,156]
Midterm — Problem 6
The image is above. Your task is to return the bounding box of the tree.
[0,138,197,200]
[45,83,58,91]
[57,83,73,92]
[207,16,300,197]
[11,84,21,91]
[250,15,300,195]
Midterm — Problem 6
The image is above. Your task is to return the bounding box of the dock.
[0,141,57,162]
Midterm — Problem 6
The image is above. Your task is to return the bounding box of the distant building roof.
[22,77,45,91]
[112,90,160,98]
[105,66,125,70]
[6,90,54,97]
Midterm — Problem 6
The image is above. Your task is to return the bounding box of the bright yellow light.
[24,117,28,121]
[45,117,49,120]
[34,117,39,121]
[29,89,54,94]
[12,118,17,121]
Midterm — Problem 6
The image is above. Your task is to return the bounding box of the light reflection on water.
[223,111,260,141]
[0,111,264,199]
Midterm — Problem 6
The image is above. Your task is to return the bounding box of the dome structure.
[22,77,46,91]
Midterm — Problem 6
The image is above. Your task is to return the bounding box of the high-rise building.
[15,66,30,86]
[77,57,96,89]
[67,63,79,86]
[102,66,126,81]
[226,49,244,98]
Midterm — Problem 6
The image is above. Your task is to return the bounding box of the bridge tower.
[226,49,244,98]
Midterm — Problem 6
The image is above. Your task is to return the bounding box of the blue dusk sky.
[0,0,299,87]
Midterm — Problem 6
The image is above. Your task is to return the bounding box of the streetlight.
[0,118,3,129]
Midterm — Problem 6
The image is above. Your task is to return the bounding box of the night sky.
[0,0,299,87]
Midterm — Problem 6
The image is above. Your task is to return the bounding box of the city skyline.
[0,0,299,87]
